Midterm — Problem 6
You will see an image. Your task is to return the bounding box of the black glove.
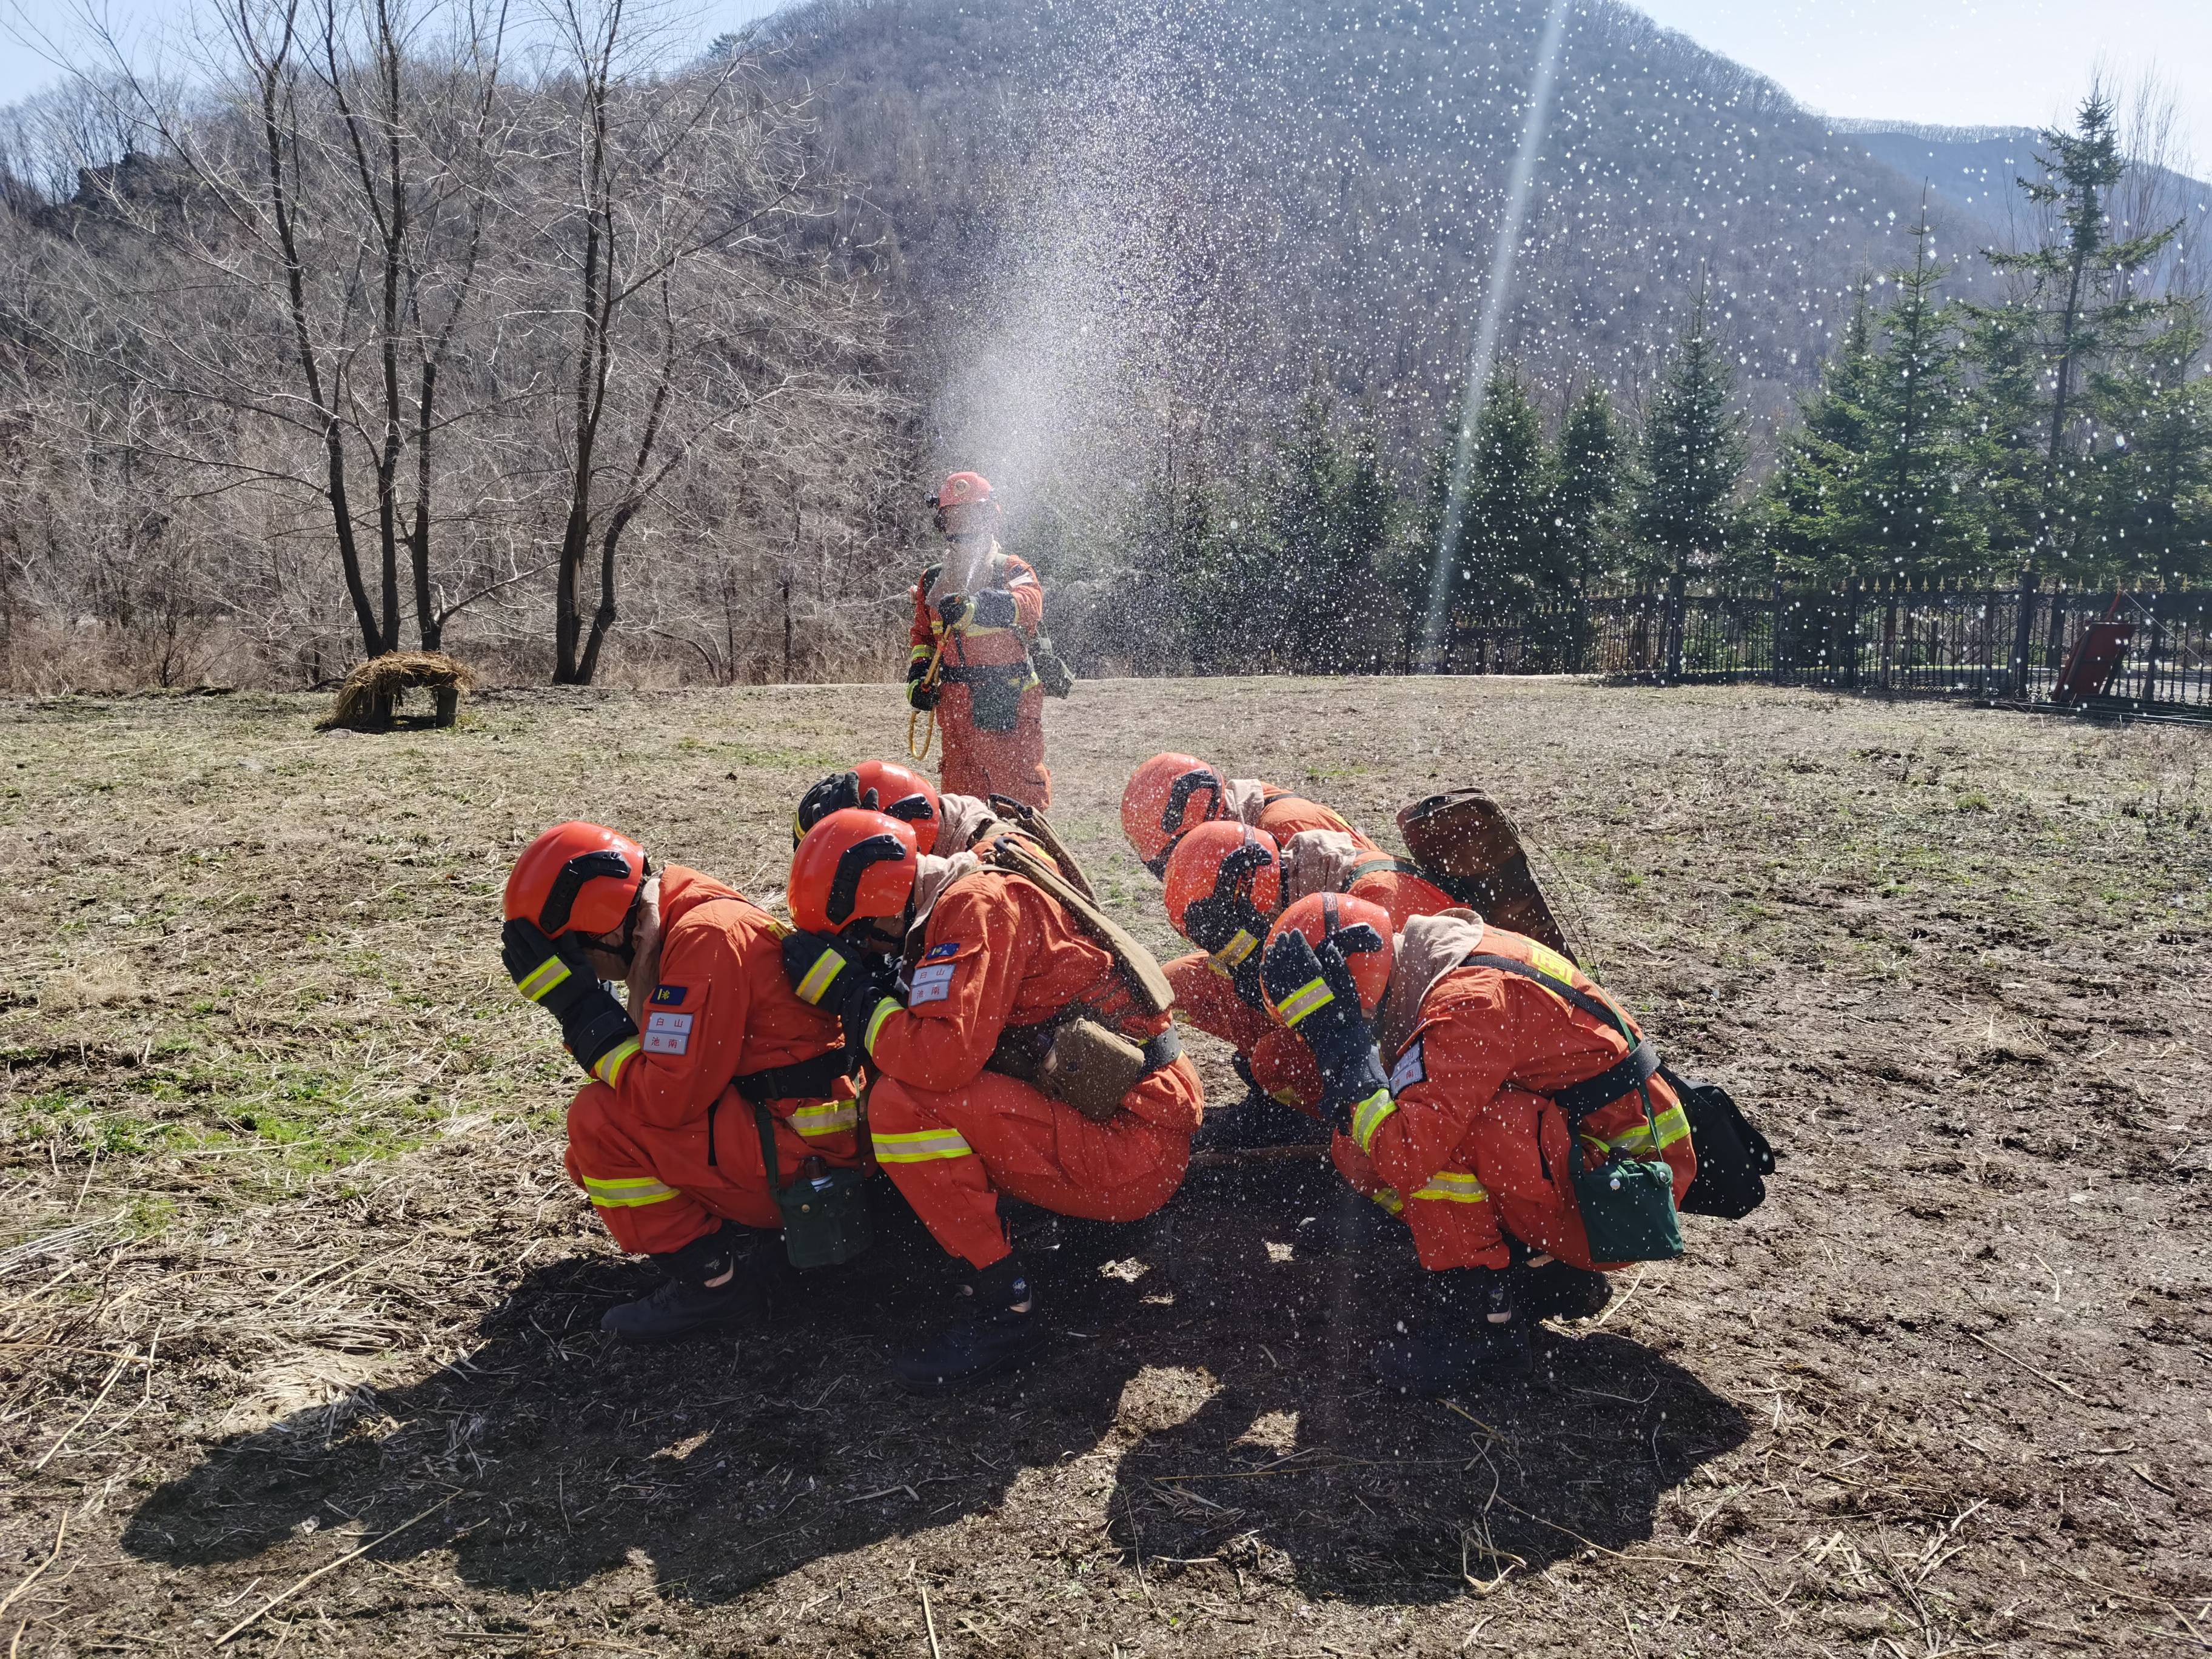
[1184,893,1269,1009]
[781,929,895,1048]
[905,658,939,711]
[794,771,862,846]
[935,593,973,629]
[1260,927,1389,1134]
[971,588,1017,629]
[501,918,638,1081]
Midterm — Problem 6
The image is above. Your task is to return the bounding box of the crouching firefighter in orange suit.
[500,822,862,1344]
[907,472,1051,810]
[1157,820,1456,1144]
[1120,751,1374,880]
[1257,894,1696,1393]
[791,758,1036,864]
[781,808,1202,1391]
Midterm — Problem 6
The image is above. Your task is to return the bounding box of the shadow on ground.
[124,1170,1746,1609]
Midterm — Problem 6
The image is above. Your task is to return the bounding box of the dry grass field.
[1,676,2208,1657]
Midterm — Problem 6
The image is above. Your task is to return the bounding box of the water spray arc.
[1419,0,1574,672]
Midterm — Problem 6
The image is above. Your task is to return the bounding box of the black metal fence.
[1438,581,2212,712]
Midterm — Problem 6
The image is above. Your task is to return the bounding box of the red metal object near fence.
[2049,594,2133,707]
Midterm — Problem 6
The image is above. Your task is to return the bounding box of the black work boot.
[1372,1266,1533,1395]
[601,1224,765,1345]
[1191,1070,1333,1153]
[894,1253,1045,1395]
[1518,1253,1613,1322]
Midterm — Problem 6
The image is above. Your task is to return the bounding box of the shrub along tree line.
[1127,91,2210,677]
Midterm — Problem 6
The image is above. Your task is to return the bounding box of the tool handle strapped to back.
[986,794,1100,902]
[984,837,1175,1014]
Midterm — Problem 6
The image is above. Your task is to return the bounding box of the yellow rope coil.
[906,635,947,763]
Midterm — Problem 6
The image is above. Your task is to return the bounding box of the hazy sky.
[1634,0,2211,155]
[4,0,2207,165]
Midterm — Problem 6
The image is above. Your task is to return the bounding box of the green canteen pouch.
[1570,1141,1685,1262]
[756,1105,873,1269]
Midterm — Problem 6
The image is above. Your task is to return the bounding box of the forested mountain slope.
[758,0,1996,491]
[1838,119,2210,261]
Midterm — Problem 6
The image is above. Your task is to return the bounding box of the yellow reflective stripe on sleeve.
[794,951,844,1005]
[1409,1170,1490,1204]
[1207,929,1258,979]
[863,996,899,1053]
[581,1176,679,1208]
[1653,1103,1691,1150]
[1527,943,1578,985]
[593,1036,642,1087]
[1277,976,1333,1028]
[790,1100,859,1136]
[1350,1087,1396,1153]
[517,956,571,1001]
[908,644,931,662]
[1370,1185,1404,1216]
[873,1128,973,1163]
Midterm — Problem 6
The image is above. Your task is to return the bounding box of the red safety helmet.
[1162,821,1281,942]
[1121,752,1228,876]
[504,822,649,940]
[930,471,997,537]
[793,760,943,856]
[789,809,919,936]
[1264,892,1395,1020]
[854,760,942,856]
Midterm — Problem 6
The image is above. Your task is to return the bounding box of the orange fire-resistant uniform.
[911,546,1050,809]
[1248,787,1372,850]
[855,869,1204,1269]
[563,867,862,1256]
[1166,840,1457,1111]
[1330,925,1697,1274]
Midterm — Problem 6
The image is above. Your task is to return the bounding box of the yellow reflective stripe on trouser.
[517,956,571,1001]
[794,951,844,1005]
[593,1037,642,1087]
[873,1128,973,1163]
[1603,1103,1691,1159]
[581,1176,679,1208]
[1350,1087,1396,1153]
[790,1099,858,1136]
[863,997,899,1053]
[1409,1170,1489,1204]
[1277,977,1333,1027]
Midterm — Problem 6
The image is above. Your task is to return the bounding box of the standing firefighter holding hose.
[906,472,1062,811]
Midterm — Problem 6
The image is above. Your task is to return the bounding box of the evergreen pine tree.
[1862,206,1985,578]
[2086,302,2212,585]
[1450,367,1548,628]
[1261,381,1390,672]
[1548,384,1625,595]
[1976,90,2182,577]
[1632,280,1746,660]
[1765,283,1880,581]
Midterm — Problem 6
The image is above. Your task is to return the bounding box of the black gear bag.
[1660,1065,1775,1220]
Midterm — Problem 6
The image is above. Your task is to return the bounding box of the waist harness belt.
[733,1053,852,1103]
[707,1052,856,1168]
[1461,953,1660,1123]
